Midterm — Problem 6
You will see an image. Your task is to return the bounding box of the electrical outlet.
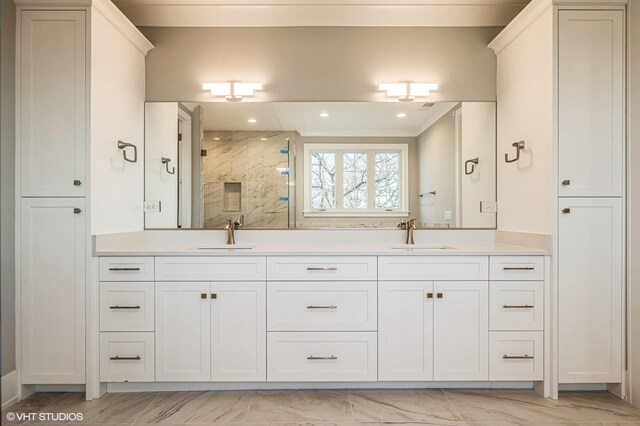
[144,200,161,213]
[481,201,498,213]
[444,210,452,220]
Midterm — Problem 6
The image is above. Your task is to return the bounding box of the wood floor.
[3,389,640,425]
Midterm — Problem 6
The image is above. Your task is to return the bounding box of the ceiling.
[197,101,459,137]
[114,0,530,27]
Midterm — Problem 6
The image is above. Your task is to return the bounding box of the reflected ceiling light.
[260,137,268,141]
[248,118,257,123]
[379,81,438,102]
[396,112,407,118]
[213,137,221,140]
[320,112,329,118]
[203,81,263,101]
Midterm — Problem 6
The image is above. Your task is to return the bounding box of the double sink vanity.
[95,235,548,392]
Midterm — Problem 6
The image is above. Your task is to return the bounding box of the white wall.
[1,0,16,375]
[495,8,553,234]
[628,0,640,409]
[145,102,179,228]
[90,9,146,235]
[460,102,497,228]
[140,26,500,103]
[417,108,457,227]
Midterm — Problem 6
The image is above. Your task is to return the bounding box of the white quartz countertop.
[93,241,548,257]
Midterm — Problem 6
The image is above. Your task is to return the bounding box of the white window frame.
[303,143,409,217]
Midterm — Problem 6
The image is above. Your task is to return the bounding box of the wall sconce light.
[203,81,263,101]
[378,82,438,102]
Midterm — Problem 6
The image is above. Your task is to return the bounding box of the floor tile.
[244,391,353,423]
[349,389,461,424]
[134,391,252,424]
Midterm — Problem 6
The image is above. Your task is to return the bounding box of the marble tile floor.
[3,389,640,426]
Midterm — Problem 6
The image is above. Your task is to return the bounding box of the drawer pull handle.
[503,354,533,360]
[109,267,141,272]
[502,267,534,271]
[109,305,141,310]
[110,356,141,361]
[503,304,534,309]
[306,267,338,271]
[307,355,337,360]
[307,305,337,309]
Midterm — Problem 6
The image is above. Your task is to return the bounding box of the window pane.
[343,152,368,209]
[310,152,336,209]
[375,152,400,209]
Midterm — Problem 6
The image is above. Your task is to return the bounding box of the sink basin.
[195,244,256,250]
[389,244,456,250]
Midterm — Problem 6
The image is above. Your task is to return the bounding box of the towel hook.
[161,157,175,175]
[117,140,138,163]
[465,157,479,175]
[505,141,525,163]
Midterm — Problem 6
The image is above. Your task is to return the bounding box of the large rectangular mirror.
[144,101,496,230]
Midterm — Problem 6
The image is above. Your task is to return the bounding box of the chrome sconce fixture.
[379,81,438,102]
[203,81,263,101]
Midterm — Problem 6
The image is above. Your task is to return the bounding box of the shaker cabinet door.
[211,282,266,381]
[433,281,488,381]
[378,281,434,381]
[20,11,86,197]
[155,282,211,381]
[21,198,86,384]
[558,10,624,197]
[559,198,622,383]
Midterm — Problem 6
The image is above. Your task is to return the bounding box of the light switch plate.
[444,210,452,220]
[144,200,161,213]
[481,201,497,213]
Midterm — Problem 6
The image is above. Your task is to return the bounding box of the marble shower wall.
[203,131,296,229]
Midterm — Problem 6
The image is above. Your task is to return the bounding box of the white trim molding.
[1,371,19,410]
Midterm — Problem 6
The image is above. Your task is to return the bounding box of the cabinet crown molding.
[488,0,627,54]
[15,0,154,55]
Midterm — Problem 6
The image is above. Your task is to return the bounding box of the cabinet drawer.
[267,282,377,331]
[99,257,154,281]
[490,256,544,281]
[155,257,266,281]
[100,332,154,382]
[489,331,543,381]
[267,257,377,281]
[100,282,154,332]
[490,281,543,331]
[378,256,488,281]
[267,332,377,382]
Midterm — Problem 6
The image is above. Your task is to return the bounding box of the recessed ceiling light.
[248,118,257,123]
[397,112,407,118]
[320,112,329,118]
[260,137,268,141]
[214,137,221,140]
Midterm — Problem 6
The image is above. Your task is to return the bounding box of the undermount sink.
[389,244,456,250]
[195,244,256,250]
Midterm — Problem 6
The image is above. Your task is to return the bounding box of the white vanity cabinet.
[16,0,153,386]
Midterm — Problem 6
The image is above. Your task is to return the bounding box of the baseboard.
[107,381,535,393]
[1,370,19,409]
[558,383,608,391]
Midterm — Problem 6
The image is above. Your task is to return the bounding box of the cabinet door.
[378,281,433,381]
[433,281,488,381]
[559,198,622,383]
[21,198,85,384]
[211,282,266,381]
[19,11,86,197]
[558,10,624,197]
[156,282,211,381]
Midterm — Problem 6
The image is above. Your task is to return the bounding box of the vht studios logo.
[5,412,84,422]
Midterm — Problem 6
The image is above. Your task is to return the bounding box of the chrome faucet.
[398,218,416,245]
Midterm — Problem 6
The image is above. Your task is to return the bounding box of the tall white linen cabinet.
[15,0,153,388]
[490,0,626,397]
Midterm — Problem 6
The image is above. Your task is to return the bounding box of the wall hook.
[117,140,138,163]
[505,141,525,163]
[465,157,479,175]
[161,157,175,174]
